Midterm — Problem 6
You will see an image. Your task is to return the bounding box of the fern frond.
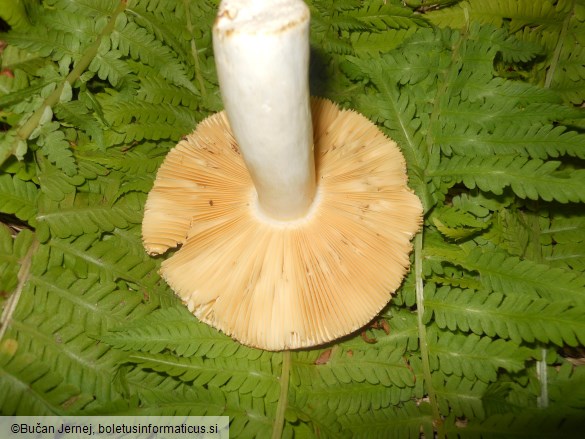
[431,155,585,203]
[137,73,200,108]
[431,205,490,241]
[434,374,489,420]
[542,214,585,271]
[426,238,585,302]
[54,100,104,146]
[5,259,161,403]
[0,343,92,415]
[425,285,585,346]
[495,32,543,63]
[295,380,414,417]
[111,16,197,93]
[98,92,198,143]
[353,1,428,30]
[441,97,581,131]
[128,352,280,402]
[7,301,120,404]
[288,387,347,437]
[293,347,415,389]
[118,382,230,417]
[46,0,119,20]
[0,227,34,294]
[426,0,568,31]
[428,329,533,382]
[114,176,153,201]
[100,98,197,134]
[338,401,434,439]
[547,362,585,410]
[485,208,537,259]
[549,35,585,104]
[88,48,132,88]
[341,309,420,352]
[79,143,166,175]
[17,268,141,334]
[4,25,83,67]
[36,191,141,240]
[350,28,416,56]
[436,124,585,160]
[34,122,77,176]
[0,174,38,224]
[0,0,32,29]
[39,230,159,288]
[36,157,85,202]
[101,306,261,359]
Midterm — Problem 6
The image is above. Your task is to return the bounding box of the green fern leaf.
[293,346,415,389]
[431,155,585,203]
[4,25,82,71]
[127,352,280,402]
[434,374,489,420]
[496,32,543,63]
[542,214,585,271]
[0,174,38,224]
[101,306,261,359]
[338,401,434,439]
[353,0,428,30]
[350,28,416,56]
[428,329,533,382]
[0,343,92,415]
[100,99,197,135]
[436,124,585,160]
[0,0,32,29]
[36,191,141,239]
[0,227,34,294]
[114,176,153,201]
[426,0,568,31]
[46,0,118,21]
[79,143,166,176]
[441,97,581,131]
[341,309,420,352]
[54,100,104,147]
[426,237,585,302]
[88,48,132,87]
[36,157,85,202]
[431,205,490,241]
[111,16,197,93]
[137,74,200,108]
[6,262,159,403]
[34,123,77,176]
[425,285,585,346]
[116,383,230,417]
[547,362,585,410]
[39,230,159,288]
[295,381,414,417]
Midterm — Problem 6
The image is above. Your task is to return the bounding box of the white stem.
[213,0,316,221]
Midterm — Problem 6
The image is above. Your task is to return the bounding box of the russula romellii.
[142,0,422,350]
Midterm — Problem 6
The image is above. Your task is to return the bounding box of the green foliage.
[1,0,584,438]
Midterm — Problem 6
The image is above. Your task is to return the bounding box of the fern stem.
[0,239,39,342]
[536,348,549,408]
[183,0,207,99]
[3,0,128,166]
[272,350,291,439]
[544,0,573,89]
[414,231,444,438]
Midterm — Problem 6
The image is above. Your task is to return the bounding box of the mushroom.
[142,0,422,350]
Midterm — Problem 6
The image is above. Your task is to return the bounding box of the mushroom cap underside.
[142,97,422,350]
